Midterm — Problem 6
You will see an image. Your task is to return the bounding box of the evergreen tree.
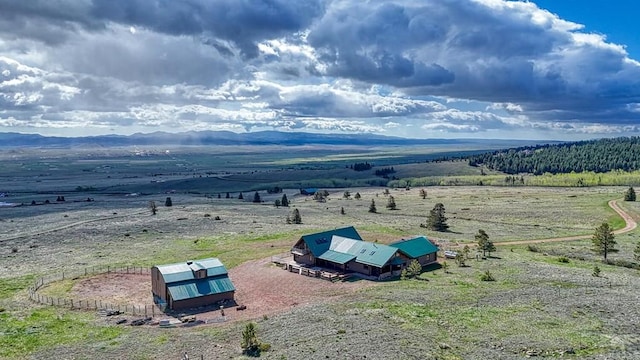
[343,190,351,199]
[419,189,427,199]
[165,197,172,207]
[441,261,449,273]
[149,200,157,215]
[383,188,390,196]
[426,203,448,232]
[635,242,640,262]
[475,229,493,256]
[252,191,261,203]
[368,199,377,213]
[225,192,230,199]
[291,208,302,224]
[354,192,361,200]
[313,191,326,202]
[238,192,244,200]
[274,199,281,207]
[592,222,617,260]
[241,322,259,355]
[625,186,636,201]
[406,260,422,278]
[218,193,221,199]
[386,195,397,210]
[281,194,289,207]
[340,207,345,215]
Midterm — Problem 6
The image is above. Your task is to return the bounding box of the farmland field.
[1,146,640,359]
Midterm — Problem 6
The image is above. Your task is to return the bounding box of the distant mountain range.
[0,130,559,148]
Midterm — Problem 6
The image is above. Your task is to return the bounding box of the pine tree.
[635,242,640,262]
[426,203,448,232]
[149,201,157,215]
[217,193,221,199]
[225,192,230,199]
[340,207,345,215]
[625,186,636,201]
[354,192,361,200]
[274,199,281,208]
[386,195,397,210]
[241,322,259,355]
[252,191,261,203]
[419,189,427,199]
[368,199,377,213]
[406,260,422,278]
[475,229,495,256]
[281,194,289,207]
[343,190,351,199]
[592,222,617,260]
[238,192,244,200]
[292,208,302,224]
[165,197,172,207]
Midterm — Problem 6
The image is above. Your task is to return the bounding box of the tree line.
[467,136,640,175]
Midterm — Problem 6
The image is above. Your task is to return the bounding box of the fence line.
[28,265,162,317]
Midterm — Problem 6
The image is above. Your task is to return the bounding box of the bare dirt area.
[70,273,152,308]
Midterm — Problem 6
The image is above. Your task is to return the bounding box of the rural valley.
[2,137,640,359]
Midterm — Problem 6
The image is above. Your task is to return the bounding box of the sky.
[1,0,640,140]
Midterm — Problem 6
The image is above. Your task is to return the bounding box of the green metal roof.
[329,236,398,268]
[155,258,228,284]
[390,236,439,258]
[167,276,235,301]
[317,250,357,264]
[300,226,363,257]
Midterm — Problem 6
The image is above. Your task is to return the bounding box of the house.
[390,236,439,266]
[291,227,437,279]
[151,258,235,311]
[291,226,363,265]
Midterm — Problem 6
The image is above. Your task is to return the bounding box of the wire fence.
[28,265,163,317]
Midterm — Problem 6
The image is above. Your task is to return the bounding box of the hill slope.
[468,137,640,175]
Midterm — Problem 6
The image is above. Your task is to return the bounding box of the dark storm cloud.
[0,0,326,58]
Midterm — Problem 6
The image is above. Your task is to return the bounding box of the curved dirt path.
[494,199,637,247]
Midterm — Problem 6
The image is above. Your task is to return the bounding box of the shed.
[390,236,439,266]
[151,258,235,311]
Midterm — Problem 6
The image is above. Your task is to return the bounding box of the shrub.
[604,258,640,270]
[527,244,540,253]
[204,213,211,218]
[557,256,570,263]
[592,265,601,277]
[214,215,221,220]
[479,270,495,281]
[258,343,271,352]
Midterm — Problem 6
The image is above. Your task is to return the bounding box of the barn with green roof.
[151,257,235,311]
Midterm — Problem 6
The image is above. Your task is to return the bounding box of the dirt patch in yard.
[69,257,376,323]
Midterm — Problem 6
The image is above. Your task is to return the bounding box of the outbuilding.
[151,258,235,311]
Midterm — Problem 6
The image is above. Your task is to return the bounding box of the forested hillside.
[468,137,640,175]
